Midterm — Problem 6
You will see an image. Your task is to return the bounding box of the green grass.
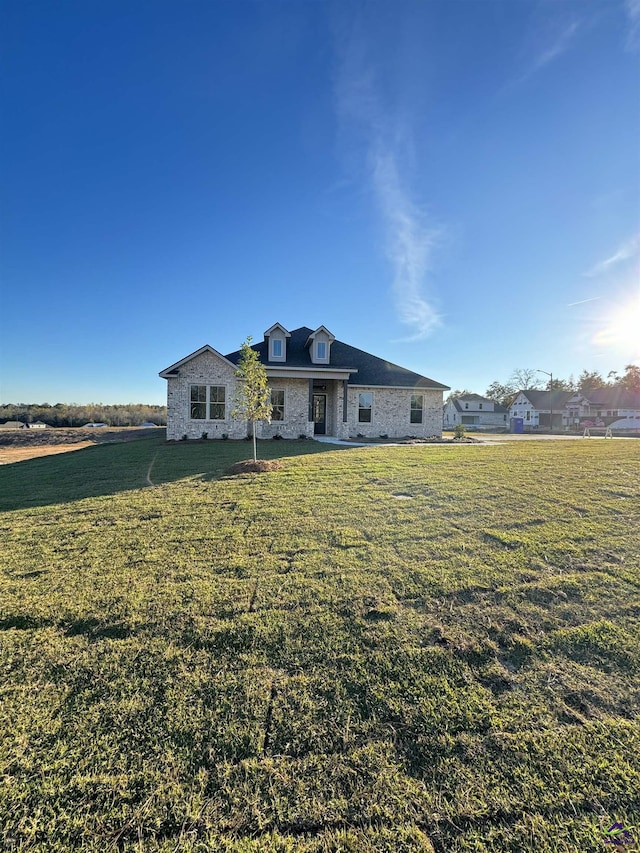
[1,437,639,852]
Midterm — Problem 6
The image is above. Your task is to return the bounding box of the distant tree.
[547,377,574,392]
[509,368,541,390]
[485,380,517,409]
[231,337,272,462]
[620,364,640,393]
[445,388,471,403]
[578,370,606,396]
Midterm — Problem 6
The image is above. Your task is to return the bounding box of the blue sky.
[1,0,639,405]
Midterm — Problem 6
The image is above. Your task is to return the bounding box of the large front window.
[190,385,207,420]
[209,386,226,420]
[358,392,372,423]
[190,385,226,420]
[271,389,285,421]
[410,394,423,424]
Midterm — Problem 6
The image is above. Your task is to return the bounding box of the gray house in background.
[443,394,509,431]
[160,323,450,441]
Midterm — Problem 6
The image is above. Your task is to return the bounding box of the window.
[410,394,423,424]
[358,392,372,423]
[190,385,225,420]
[479,403,483,410]
[209,386,226,420]
[316,341,327,360]
[271,389,285,421]
[526,411,531,421]
[190,385,207,419]
[464,402,469,409]
[272,338,283,358]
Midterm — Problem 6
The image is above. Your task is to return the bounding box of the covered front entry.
[312,394,327,435]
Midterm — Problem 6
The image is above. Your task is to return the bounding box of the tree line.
[450,363,640,408]
[0,403,167,428]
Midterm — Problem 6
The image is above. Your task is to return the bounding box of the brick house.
[160,324,449,441]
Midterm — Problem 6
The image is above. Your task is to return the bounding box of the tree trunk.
[252,421,257,462]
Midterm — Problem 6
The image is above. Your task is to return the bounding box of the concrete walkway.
[314,433,638,448]
[313,436,368,446]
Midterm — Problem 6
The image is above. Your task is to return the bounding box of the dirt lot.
[0,427,164,464]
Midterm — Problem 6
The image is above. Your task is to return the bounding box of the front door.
[313,394,327,435]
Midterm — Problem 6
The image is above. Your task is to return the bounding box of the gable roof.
[450,394,508,413]
[515,390,573,410]
[264,322,291,338]
[578,387,640,409]
[224,326,449,390]
[158,344,237,378]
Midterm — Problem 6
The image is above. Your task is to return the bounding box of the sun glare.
[592,292,640,358]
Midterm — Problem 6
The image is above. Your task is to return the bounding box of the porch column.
[308,379,314,421]
[343,380,348,422]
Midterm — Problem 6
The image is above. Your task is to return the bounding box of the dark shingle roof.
[581,387,640,408]
[224,326,449,390]
[516,390,573,409]
[451,396,508,413]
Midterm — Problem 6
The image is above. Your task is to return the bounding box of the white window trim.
[189,384,228,421]
[358,391,373,423]
[270,388,286,422]
[410,394,424,424]
[269,336,286,362]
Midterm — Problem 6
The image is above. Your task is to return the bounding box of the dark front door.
[313,394,327,435]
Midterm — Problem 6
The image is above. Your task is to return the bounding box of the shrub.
[201,431,208,440]
[454,423,466,439]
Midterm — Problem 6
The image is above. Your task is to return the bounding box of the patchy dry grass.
[0,442,93,465]
[0,437,639,851]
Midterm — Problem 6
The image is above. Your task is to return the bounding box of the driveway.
[472,433,638,443]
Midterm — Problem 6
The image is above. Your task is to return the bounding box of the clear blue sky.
[1,0,639,405]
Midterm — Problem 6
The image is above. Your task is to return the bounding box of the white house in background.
[509,390,572,430]
[443,394,509,431]
[565,388,640,431]
[160,323,450,441]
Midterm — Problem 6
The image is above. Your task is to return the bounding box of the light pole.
[536,369,553,432]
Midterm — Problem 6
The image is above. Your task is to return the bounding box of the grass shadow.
[0,436,357,511]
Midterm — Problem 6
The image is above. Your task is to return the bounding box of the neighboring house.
[0,421,27,430]
[565,388,640,431]
[510,390,572,430]
[160,323,450,441]
[443,394,509,431]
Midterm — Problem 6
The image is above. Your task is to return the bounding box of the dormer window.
[264,323,290,362]
[306,325,335,365]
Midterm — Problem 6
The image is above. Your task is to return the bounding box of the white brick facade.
[258,379,314,439]
[345,387,443,439]
[166,351,244,441]
[162,328,448,441]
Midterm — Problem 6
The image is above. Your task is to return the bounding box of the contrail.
[333,14,441,341]
[567,297,601,307]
